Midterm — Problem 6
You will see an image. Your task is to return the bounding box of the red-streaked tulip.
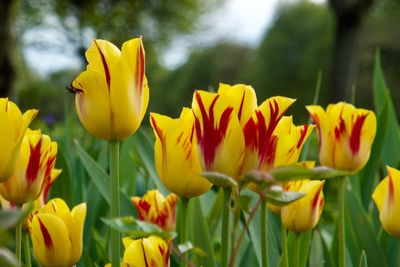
[241,96,299,175]
[29,198,86,267]
[0,98,37,182]
[306,102,376,172]
[281,179,325,233]
[131,190,178,231]
[150,108,212,198]
[372,166,400,238]
[70,37,149,141]
[105,236,170,267]
[0,129,59,205]
[192,90,245,178]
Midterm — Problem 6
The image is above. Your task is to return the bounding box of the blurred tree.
[0,0,18,97]
[244,1,334,120]
[329,0,375,101]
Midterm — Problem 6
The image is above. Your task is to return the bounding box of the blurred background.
[1,0,399,124]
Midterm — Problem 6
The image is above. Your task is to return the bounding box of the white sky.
[24,0,326,75]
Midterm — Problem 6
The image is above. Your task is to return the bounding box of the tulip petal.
[30,214,71,267]
[110,38,149,140]
[70,202,87,264]
[73,70,113,140]
[217,83,257,126]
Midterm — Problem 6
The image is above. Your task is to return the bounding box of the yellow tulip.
[131,190,178,231]
[0,129,59,206]
[150,108,212,198]
[70,37,149,141]
[0,98,37,182]
[29,198,86,267]
[192,90,245,178]
[372,166,400,238]
[306,102,376,172]
[105,236,170,267]
[281,179,325,233]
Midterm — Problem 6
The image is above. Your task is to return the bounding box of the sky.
[24,0,326,75]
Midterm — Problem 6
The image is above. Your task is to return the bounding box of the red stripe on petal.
[297,125,310,149]
[94,40,111,91]
[388,172,394,205]
[135,40,145,96]
[26,138,42,184]
[38,218,53,248]
[194,92,234,170]
[349,114,367,154]
[311,185,324,212]
[238,90,246,121]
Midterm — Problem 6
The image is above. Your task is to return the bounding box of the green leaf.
[264,190,305,206]
[359,251,368,267]
[75,140,110,205]
[345,185,387,267]
[177,242,207,257]
[268,165,351,182]
[201,171,238,188]
[190,197,217,267]
[309,230,324,267]
[101,216,176,241]
[0,247,18,267]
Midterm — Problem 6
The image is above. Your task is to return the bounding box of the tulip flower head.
[192,90,245,178]
[151,108,212,198]
[306,102,376,172]
[131,190,178,231]
[0,98,37,182]
[29,198,86,267]
[241,97,307,174]
[372,166,400,238]
[281,179,325,233]
[70,37,149,141]
[105,236,170,267]
[0,129,59,206]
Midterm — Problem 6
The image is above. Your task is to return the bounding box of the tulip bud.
[0,98,37,182]
[0,129,59,206]
[29,198,86,267]
[105,236,170,267]
[372,166,400,238]
[281,180,325,233]
[151,108,212,198]
[306,102,376,172]
[131,190,178,231]
[70,37,149,141]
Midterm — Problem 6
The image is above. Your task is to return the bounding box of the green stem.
[293,233,300,267]
[261,197,268,267]
[338,177,345,267]
[16,222,22,267]
[24,233,31,267]
[180,198,189,267]
[281,224,288,267]
[221,188,231,267]
[109,141,121,267]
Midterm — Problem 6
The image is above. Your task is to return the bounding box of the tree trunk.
[0,0,18,98]
[329,0,375,102]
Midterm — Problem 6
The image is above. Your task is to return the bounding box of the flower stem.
[24,233,31,267]
[109,141,120,267]
[338,177,345,267]
[221,188,231,267]
[180,198,190,267]
[261,197,268,267]
[16,222,22,267]
[281,224,288,267]
[293,233,300,267]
